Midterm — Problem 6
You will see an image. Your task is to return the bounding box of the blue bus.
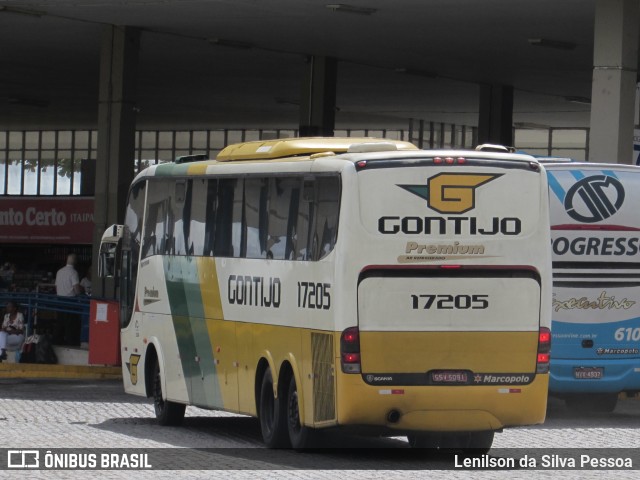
[545,162,640,412]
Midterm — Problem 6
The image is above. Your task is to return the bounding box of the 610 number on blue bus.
[615,327,640,342]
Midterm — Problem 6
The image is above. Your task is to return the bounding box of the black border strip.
[355,157,540,172]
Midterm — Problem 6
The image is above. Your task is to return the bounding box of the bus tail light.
[341,326,361,374]
[537,327,551,374]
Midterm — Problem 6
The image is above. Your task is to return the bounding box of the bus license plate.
[574,367,603,379]
[431,371,468,383]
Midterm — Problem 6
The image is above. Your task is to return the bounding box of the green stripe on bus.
[154,163,192,177]
[164,256,222,407]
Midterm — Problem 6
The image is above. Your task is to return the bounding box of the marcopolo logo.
[564,175,625,223]
[399,173,502,214]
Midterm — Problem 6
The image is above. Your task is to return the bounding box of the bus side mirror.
[99,224,124,278]
[99,242,118,278]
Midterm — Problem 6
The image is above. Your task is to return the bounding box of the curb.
[0,363,122,380]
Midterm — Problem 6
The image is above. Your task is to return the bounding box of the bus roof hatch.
[216,137,417,161]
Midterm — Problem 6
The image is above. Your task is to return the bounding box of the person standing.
[55,254,84,297]
[80,268,92,296]
[1,301,25,361]
[55,253,84,345]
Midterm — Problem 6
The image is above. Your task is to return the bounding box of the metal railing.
[1,125,590,196]
[0,292,90,338]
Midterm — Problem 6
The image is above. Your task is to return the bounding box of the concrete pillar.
[93,25,140,298]
[589,0,638,164]
[477,84,514,147]
[299,56,337,137]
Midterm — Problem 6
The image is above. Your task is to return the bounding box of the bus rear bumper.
[334,374,548,432]
[550,358,640,393]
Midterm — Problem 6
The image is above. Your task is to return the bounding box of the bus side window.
[122,181,146,327]
[191,178,212,256]
[230,179,246,258]
[285,180,301,260]
[295,179,315,261]
[311,176,340,260]
[142,179,170,259]
[214,178,236,257]
[268,177,299,260]
[143,204,160,258]
[245,177,269,259]
[171,180,188,255]
[124,181,145,260]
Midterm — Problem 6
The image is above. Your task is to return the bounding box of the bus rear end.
[546,163,640,412]
[335,151,551,448]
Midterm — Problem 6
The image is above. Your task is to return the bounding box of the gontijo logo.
[378,172,520,236]
[400,173,502,214]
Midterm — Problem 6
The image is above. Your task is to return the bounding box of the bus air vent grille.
[311,332,336,422]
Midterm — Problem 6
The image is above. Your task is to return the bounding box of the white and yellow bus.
[99,137,552,450]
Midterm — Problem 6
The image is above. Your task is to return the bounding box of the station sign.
[0,197,94,244]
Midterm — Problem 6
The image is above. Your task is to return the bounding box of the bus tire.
[259,368,289,448]
[286,375,316,449]
[467,430,494,453]
[407,432,439,449]
[565,393,618,413]
[152,361,186,426]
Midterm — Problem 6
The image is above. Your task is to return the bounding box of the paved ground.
[1,379,640,479]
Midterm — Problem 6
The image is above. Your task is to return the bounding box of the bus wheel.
[407,432,440,449]
[152,361,185,426]
[565,393,618,413]
[259,368,289,448]
[286,375,316,449]
[466,430,494,453]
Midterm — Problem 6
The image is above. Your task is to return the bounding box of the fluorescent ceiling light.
[8,97,49,108]
[528,38,576,50]
[326,4,377,15]
[514,122,551,129]
[395,68,437,79]
[0,6,46,17]
[565,96,591,105]
[274,97,300,106]
[208,38,253,49]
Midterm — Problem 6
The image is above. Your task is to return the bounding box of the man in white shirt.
[55,254,84,345]
[55,254,84,297]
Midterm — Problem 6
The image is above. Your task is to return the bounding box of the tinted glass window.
[214,178,236,257]
[142,179,170,258]
[169,180,186,255]
[245,178,269,259]
[188,179,209,256]
[268,177,300,260]
[124,181,146,254]
[140,174,340,261]
[122,180,146,326]
[312,176,340,260]
[294,179,314,261]
[231,179,245,257]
